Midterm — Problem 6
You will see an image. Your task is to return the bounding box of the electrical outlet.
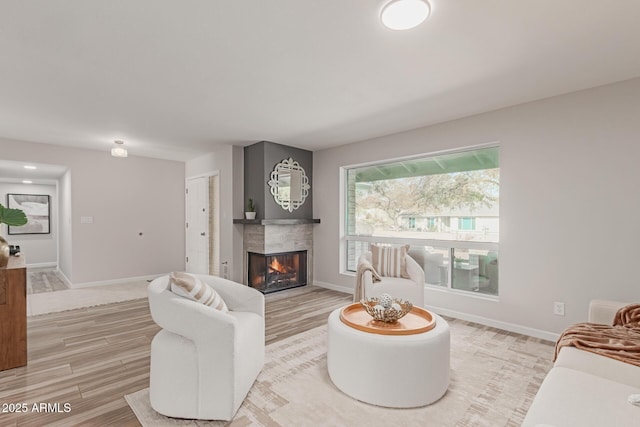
[554,302,565,316]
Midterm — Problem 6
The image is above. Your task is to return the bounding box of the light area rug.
[27,280,150,316]
[27,267,69,294]
[126,318,554,427]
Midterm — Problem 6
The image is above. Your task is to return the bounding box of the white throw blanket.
[354,258,381,302]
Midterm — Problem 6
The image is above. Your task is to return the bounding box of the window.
[426,217,436,230]
[458,217,476,231]
[344,146,499,296]
[408,217,416,229]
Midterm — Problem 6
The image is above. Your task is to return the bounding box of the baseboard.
[26,261,57,268]
[425,304,560,342]
[313,280,559,342]
[314,280,353,294]
[70,274,163,289]
[56,268,72,288]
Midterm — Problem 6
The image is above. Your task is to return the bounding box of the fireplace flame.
[269,257,289,274]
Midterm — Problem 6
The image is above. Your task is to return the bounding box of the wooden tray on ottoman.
[339,303,436,335]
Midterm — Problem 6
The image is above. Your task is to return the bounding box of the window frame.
[339,144,500,297]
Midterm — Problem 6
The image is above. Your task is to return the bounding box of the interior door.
[186,177,209,274]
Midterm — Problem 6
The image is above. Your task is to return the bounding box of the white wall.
[186,145,244,282]
[0,138,185,284]
[0,182,57,266]
[58,170,72,280]
[314,77,640,339]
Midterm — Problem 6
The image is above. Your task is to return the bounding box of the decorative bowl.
[360,297,413,323]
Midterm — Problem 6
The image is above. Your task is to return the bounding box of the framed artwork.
[7,194,51,235]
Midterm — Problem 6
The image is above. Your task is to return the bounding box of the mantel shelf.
[233,218,320,225]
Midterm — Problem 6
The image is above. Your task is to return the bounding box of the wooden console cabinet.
[0,256,27,371]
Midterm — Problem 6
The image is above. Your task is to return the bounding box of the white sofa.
[523,300,640,427]
[148,274,265,421]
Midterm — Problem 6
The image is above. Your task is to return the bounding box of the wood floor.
[0,285,352,426]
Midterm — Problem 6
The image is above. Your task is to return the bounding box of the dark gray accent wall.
[244,142,266,218]
[244,141,313,219]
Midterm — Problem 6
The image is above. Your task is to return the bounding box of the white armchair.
[147,274,265,421]
[358,252,425,307]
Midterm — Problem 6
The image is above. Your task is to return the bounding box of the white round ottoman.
[327,307,450,408]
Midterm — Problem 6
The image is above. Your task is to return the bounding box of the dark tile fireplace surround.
[234,141,320,293]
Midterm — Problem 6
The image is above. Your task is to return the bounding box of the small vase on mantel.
[245,198,256,220]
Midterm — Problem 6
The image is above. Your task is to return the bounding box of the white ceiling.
[0,160,67,184]
[1,1,639,161]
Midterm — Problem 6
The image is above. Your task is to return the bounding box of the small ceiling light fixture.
[381,0,431,30]
[22,180,32,184]
[23,165,37,170]
[111,140,128,158]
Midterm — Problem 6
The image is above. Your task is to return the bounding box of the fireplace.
[248,250,307,293]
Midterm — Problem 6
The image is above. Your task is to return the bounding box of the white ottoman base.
[327,308,450,408]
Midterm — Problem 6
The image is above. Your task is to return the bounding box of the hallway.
[27,268,149,317]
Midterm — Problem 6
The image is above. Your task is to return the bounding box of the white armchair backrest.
[358,251,424,284]
[148,275,237,343]
[148,275,265,329]
[356,250,425,307]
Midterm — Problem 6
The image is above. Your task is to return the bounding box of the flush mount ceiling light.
[111,140,128,158]
[22,180,32,184]
[381,0,431,30]
[23,165,37,170]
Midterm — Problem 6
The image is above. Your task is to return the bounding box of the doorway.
[185,173,220,275]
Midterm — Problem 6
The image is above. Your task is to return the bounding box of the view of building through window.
[344,146,500,296]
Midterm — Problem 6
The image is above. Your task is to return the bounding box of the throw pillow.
[371,244,410,278]
[170,272,229,312]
